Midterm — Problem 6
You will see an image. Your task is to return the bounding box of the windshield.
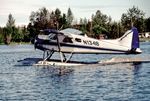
[61,28,83,35]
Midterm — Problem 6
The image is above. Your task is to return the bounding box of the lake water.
[0,42,150,101]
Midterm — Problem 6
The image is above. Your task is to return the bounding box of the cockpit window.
[75,38,81,42]
[63,37,73,43]
[49,33,57,40]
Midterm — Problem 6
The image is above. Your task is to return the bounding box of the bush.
[0,34,4,44]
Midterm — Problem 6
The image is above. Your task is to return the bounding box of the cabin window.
[75,38,81,42]
[49,33,57,40]
[52,35,57,40]
[63,37,73,43]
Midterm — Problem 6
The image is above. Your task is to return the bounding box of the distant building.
[139,32,150,38]
[145,32,150,38]
[139,33,144,38]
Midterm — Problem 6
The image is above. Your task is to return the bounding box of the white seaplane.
[34,27,142,66]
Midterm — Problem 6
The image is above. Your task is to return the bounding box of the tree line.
[0,6,150,44]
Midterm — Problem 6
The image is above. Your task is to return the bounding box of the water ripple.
[0,43,150,101]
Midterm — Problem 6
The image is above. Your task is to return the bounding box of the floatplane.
[34,27,142,66]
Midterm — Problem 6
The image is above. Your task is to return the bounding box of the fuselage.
[35,28,142,54]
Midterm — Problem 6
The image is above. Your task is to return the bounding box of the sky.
[0,0,150,27]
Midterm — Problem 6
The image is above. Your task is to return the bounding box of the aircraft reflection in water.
[34,27,142,66]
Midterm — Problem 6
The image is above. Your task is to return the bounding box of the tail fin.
[119,27,142,54]
[130,27,142,54]
[131,27,139,49]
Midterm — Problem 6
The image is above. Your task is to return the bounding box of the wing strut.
[65,53,73,63]
[56,34,73,62]
[43,50,54,61]
[56,34,64,62]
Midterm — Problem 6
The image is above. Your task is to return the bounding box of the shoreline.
[140,38,150,42]
[0,42,31,45]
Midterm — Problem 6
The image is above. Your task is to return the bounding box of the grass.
[10,42,31,45]
[140,38,150,42]
[0,42,31,45]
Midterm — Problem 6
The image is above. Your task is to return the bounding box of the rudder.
[131,27,140,49]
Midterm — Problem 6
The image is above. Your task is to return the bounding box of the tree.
[22,26,29,42]
[109,22,119,39]
[106,16,112,33]
[29,11,36,25]
[4,13,15,44]
[121,6,145,32]
[92,10,108,37]
[29,7,49,29]
[67,8,74,27]
[6,14,15,27]
[54,8,62,29]
[60,13,67,29]
[49,11,56,29]
[92,10,108,27]
[11,27,24,42]
[28,7,50,41]
[79,18,88,34]
[55,8,61,18]
[93,25,108,37]
[145,17,150,32]
[0,27,4,44]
